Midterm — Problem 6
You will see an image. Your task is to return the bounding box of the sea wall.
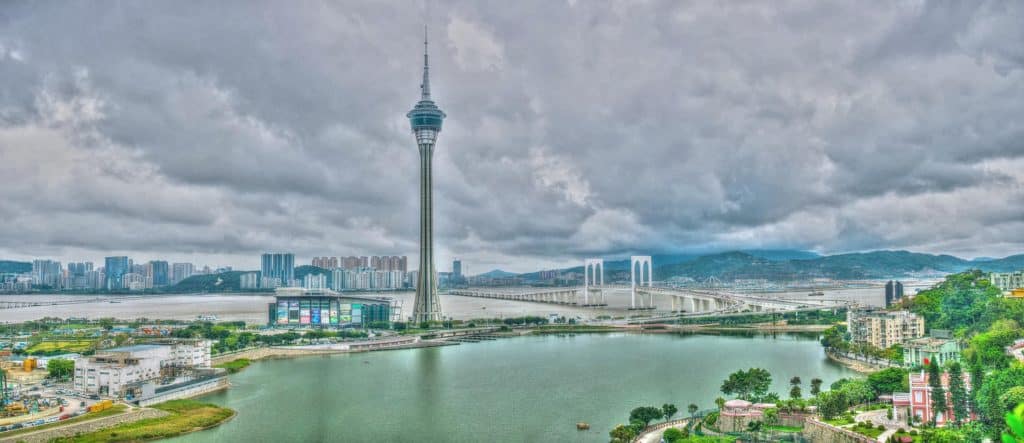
[137,375,229,407]
[802,418,875,443]
[211,346,344,365]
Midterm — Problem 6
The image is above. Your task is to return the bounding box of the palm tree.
[688,403,699,419]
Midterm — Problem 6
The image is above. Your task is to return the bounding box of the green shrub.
[663,427,687,442]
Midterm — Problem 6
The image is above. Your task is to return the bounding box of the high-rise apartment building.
[885,280,905,307]
[105,256,130,290]
[990,271,1024,291]
[239,272,260,290]
[32,259,62,287]
[148,260,169,286]
[261,253,295,286]
[311,257,339,269]
[171,263,195,285]
[847,308,926,349]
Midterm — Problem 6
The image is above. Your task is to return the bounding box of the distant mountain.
[0,261,31,274]
[652,250,1022,281]
[742,249,821,261]
[474,269,518,278]
[655,251,790,280]
[977,254,1024,272]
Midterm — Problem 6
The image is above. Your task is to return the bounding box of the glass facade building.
[261,253,295,286]
[267,295,390,328]
[105,256,129,290]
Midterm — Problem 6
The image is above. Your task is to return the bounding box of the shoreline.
[824,349,895,373]
[210,325,837,366]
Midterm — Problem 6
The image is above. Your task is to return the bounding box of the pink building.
[719,399,778,432]
[892,368,973,426]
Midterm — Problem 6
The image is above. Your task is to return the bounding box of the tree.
[1000,387,1024,413]
[662,427,687,443]
[838,379,875,406]
[967,319,1021,369]
[1004,404,1024,443]
[976,365,1024,428]
[789,376,802,399]
[661,403,678,421]
[46,358,74,380]
[817,390,849,419]
[928,360,948,426]
[746,419,764,434]
[688,403,699,419]
[947,362,969,426]
[764,408,779,426]
[867,367,909,397]
[720,368,772,401]
[810,378,823,397]
[609,424,637,443]
[629,406,663,426]
[715,397,726,410]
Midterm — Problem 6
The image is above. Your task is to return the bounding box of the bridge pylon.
[583,258,604,306]
[630,256,653,309]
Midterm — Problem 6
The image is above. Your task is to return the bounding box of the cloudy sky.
[1,1,1022,273]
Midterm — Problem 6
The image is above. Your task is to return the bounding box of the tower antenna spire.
[421,24,431,100]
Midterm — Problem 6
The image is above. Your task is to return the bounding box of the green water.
[171,333,855,442]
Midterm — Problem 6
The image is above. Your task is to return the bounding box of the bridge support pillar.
[630,256,653,309]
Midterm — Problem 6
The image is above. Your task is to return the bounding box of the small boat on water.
[576,422,590,430]
[808,291,824,296]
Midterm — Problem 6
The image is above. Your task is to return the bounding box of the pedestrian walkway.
[634,418,691,443]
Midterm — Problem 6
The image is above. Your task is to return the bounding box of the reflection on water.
[169,333,856,443]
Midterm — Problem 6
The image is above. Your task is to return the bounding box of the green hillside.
[168,271,269,293]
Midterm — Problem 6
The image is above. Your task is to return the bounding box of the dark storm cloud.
[1,1,1022,271]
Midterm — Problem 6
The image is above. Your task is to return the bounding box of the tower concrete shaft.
[413,140,442,322]
[408,27,445,323]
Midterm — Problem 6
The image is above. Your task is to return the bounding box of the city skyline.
[2,2,1023,273]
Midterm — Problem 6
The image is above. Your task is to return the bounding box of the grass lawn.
[25,340,96,354]
[766,424,804,432]
[823,416,855,426]
[213,358,251,374]
[52,400,234,443]
[0,405,128,438]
